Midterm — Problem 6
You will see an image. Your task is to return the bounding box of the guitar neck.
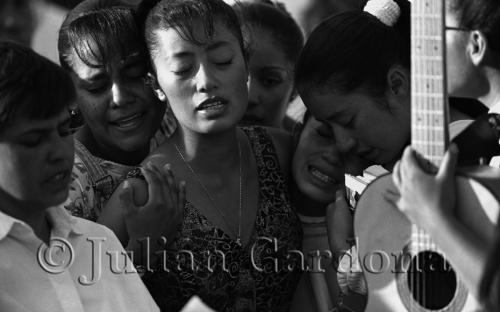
[411,0,449,167]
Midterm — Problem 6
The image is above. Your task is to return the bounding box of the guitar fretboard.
[411,0,449,167]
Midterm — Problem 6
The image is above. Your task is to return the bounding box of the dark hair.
[233,0,304,65]
[449,0,500,53]
[143,0,246,65]
[58,0,145,71]
[295,0,410,98]
[0,41,75,130]
[290,108,311,146]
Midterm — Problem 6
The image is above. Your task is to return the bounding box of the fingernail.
[164,163,171,170]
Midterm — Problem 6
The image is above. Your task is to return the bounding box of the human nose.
[48,135,74,166]
[246,76,261,112]
[322,144,342,166]
[111,81,134,107]
[195,63,218,93]
[332,124,356,154]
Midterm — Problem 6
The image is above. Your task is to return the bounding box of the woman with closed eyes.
[105,0,303,310]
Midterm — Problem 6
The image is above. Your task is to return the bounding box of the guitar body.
[355,167,500,311]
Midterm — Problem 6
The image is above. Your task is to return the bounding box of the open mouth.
[110,113,145,129]
[45,169,71,186]
[308,165,337,185]
[196,97,228,112]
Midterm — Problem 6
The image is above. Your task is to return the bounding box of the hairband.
[363,0,401,27]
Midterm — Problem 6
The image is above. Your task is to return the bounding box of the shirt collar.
[0,205,84,241]
[46,205,85,237]
[0,210,24,241]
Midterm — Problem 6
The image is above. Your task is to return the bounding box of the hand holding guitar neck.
[391,144,458,233]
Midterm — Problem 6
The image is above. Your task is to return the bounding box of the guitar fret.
[411,140,445,146]
[411,35,443,40]
[412,63,444,73]
[412,109,445,114]
[413,132,445,139]
[411,14,441,18]
[412,74,443,79]
[412,93,445,98]
[413,125,445,131]
[413,137,445,145]
[411,56,443,61]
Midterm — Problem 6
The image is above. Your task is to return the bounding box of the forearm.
[427,214,488,299]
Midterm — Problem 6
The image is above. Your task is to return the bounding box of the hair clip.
[363,0,401,27]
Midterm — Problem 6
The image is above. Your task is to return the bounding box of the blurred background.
[2,0,366,64]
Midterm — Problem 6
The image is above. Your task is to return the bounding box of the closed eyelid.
[314,119,334,129]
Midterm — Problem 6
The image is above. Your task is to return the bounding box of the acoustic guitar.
[354,0,500,311]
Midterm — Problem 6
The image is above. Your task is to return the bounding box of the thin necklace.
[174,140,243,246]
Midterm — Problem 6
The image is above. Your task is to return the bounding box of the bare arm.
[99,163,185,266]
[392,145,490,299]
[428,214,488,299]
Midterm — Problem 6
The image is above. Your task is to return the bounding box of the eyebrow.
[170,50,194,60]
[122,51,142,62]
[80,52,145,81]
[20,117,72,136]
[206,41,231,52]
[167,40,233,62]
[259,66,291,78]
[85,72,107,82]
[327,108,352,121]
[260,66,287,72]
[314,117,330,125]
[120,52,145,66]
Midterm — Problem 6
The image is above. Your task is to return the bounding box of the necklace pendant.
[236,236,242,246]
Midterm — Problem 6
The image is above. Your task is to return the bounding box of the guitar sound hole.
[407,251,457,310]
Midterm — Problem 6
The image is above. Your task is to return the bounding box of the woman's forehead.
[70,36,146,70]
[1,110,70,138]
[165,19,239,44]
[156,23,239,57]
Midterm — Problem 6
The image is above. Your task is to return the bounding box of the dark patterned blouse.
[144,127,303,312]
